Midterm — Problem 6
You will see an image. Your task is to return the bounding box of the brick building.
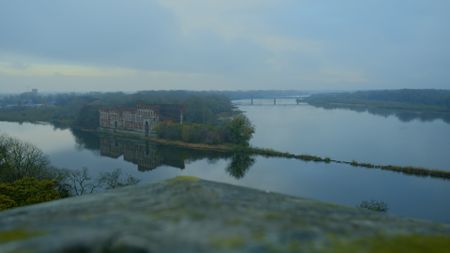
[99,104,183,136]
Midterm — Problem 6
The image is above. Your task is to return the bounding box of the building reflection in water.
[72,129,254,179]
[100,136,163,171]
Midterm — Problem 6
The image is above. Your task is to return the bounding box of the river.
[1,100,449,222]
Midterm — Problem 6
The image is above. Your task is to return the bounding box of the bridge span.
[235,96,308,106]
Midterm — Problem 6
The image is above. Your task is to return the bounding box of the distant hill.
[305,89,450,112]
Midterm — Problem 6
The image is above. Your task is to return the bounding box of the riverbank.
[249,147,450,180]
[1,177,449,253]
[304,90,450,113]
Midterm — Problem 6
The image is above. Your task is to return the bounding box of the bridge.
[233,96,308,106]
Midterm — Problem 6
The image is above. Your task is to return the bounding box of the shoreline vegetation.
[304,89,450,113]
[90,128,450,181]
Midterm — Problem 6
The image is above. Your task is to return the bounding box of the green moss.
[150,206,184,222]
[264,212,284,221]
[189,210,206,221]
[0,229,45,244]
[210,235,246,249]
[288,241,302,252]
[150,206,208,223]
[225,218,242,226]
[328,235,450,253]
[251,229,266,241]
[167,176,199,183]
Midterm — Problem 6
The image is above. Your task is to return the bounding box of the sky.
[0,0,449,93]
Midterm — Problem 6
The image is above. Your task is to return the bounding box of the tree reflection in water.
[226,153,255,179]
[71,129,255,179]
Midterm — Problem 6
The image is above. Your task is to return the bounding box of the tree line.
[155,115,254,145]
[305,89,450,112]
[0,91,235,129]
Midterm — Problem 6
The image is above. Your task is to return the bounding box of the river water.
[1,100,449,222]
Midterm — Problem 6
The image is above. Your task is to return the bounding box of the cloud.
[0,0,449,92]
[0,62,136,77]
[156,0,275,37]
[0,0,179,69]
[157,0,323,54]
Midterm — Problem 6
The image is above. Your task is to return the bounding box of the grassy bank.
[250,147,450,180]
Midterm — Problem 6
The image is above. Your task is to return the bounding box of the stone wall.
[0,177,449,253]
[99,105,159,135]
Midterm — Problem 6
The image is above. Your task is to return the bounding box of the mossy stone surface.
[0,176,448,253]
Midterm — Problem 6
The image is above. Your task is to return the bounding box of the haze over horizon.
[1,0,449,93]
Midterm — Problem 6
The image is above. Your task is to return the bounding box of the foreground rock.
[0,176,449,253]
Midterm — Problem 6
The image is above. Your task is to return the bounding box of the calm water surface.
[1,101,449,223]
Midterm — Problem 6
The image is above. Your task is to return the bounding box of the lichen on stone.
[0,229,45,244]
[328,234,450,253]
[167,176,199,183]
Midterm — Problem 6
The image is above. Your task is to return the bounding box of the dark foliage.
[360,200,389,212]
[0,178,62,211]
[74,104,101,129]
[155,114,254,145]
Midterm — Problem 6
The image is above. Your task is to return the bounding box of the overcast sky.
[1,0,449,93]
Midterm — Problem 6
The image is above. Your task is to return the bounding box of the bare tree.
[0,134,53,182]
[64,167,97,196]
[98,168,140,190]
[61,168,140,196]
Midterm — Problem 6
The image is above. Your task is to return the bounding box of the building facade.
[99,104,160,136]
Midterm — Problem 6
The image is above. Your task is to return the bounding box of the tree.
[0,134,53,182]
[62,167,97,196]
[60,167,141,195]
[97,168,140,190]
[0,177,62,211]
[74,104,100,129]
[225,115,255,146]
[0,144,10,173]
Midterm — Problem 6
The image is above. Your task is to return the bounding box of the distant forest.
[0,91,234,129]
[2,89,450,129]
[305,89,450,112]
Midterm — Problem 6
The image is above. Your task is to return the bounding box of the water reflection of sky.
[241,104,450,170]
[0,121,75,153]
